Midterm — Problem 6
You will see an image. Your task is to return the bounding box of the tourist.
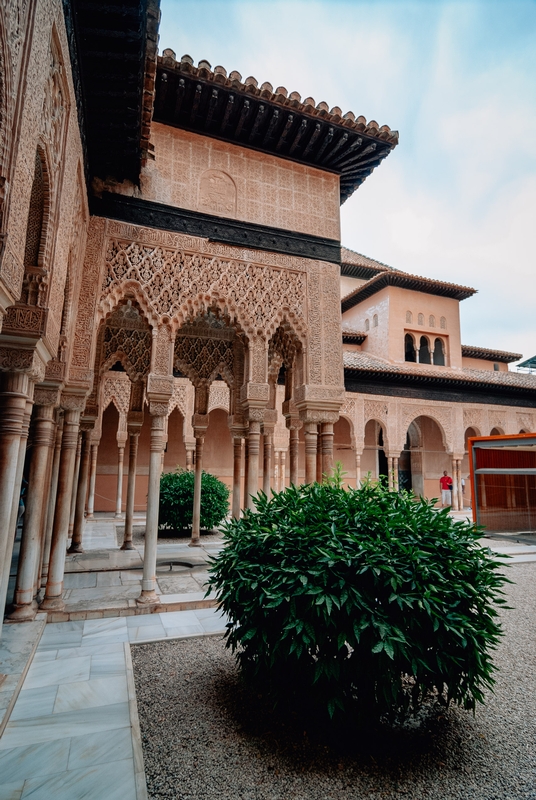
[440,470,453,507]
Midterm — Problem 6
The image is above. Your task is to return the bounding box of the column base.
[114,512,123,520]
[120,541,135,551]
[67,543,84,554]
[136,590,160,606]
[189,537,202,547]
[7,602,38,622]
[39,595,66,612]
[86,513,94,520]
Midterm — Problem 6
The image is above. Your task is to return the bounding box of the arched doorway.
[333,416,355,486]
[362,419,388,482]
[404,416,449,501]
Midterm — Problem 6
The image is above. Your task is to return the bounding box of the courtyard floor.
[0,515,535,799]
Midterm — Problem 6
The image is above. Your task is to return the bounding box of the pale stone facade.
[0,0,534,627]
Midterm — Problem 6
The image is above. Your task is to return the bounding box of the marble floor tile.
[31,650,57,663]
[95,572,122,587]
[159,610,201,629]
[197,612,228,633]
[23,655,91,690]
[194,606,223,620]
[53,675,128,714]
[40,622,84,635]
[62,573,97,589]
[20,756,136,800]
[0,738,70,782]
[119,570,144,583]
[88,649,126,678]
[37,631,83,652]
[81,617,127,639]
[0,702,130,750]
[67,727,132,771]
[65,641,124,657]
[159,624,204,638]
[10,685,58,721]
[125,613,162,628]
[127,624,167,642]
[0,781,24,800]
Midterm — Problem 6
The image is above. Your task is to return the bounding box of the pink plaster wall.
[462,357,508,372]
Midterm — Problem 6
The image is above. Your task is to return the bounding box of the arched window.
[418,313,424,325]
[433,337,445,366]
[24,150,45,268]
[440,316,447,329]
[364,318,369,332]
[406,310,412,324]
[429,315,435,328]
[373,314,378,327]
[405,333,416,362]
[419,336,431,364]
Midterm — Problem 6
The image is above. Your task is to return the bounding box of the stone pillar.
[243,436,249,504]
[231,436,242,519]
[41,413,63,582]
[356,453,361,486]
[185,446,194,471]
[393,456,400,492]
[68,428,92,554]
[115,439,126,519]
[122,431,140,550]
[137,410,166,605]
[247,419,262,510]
[9,404,56,620]
[191,425,207,546]
[86,442,98,519]
[316,424,323,483]
[451,458,458,510]
[263,429,273,496]
[288,427,299,485]
[280,450,286,490]
[303,422,318,485]
[0,380,33,626]
[457,460,463,511]
[387,456,394,490]
[68,433,82,538]
[40,407,81,611]
[321,422,334,478]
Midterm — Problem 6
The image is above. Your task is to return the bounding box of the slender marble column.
[121,432,139,550]
[393,457,400,492]
[185,447,194,471]
[86,442,98,519]
[247,420,261,510]
[9,404,56,620]
[0,373,31,621]
[40,409,81,611]
[280,451,286,490]
[191,434,205,545]
[0,383,33,628]
[304,422,318,485]
[243,437,249,503]
[137,413,166,604]
[115,443,125,519]
[451,458,458,510]
[68,434,82,538]
[231,437,242,519]
[68,430,91,554]
[316,424,323,483]
[356,454,361,487]
[263,430,273,496]
[458,460,464,511]
[387,457,394,490]
[289,427,299,485]
[321,422,334,478]
[41,414,63,583]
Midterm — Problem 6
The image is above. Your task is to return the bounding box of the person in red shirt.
[439,470,453,507]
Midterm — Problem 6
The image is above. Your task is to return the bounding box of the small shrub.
[208,477,508,722]
[159,468,230,533]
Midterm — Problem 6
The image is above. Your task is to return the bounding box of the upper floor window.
[418,313,424,325]
[373,314,378,327]
[406,310,412,324]
[433,337,445,366]
[429,315,435,327]
[494,363,499,371]
[419,335,431,364]
[440,316,447,329]
[405,333,416,362]
[365,318,370,331]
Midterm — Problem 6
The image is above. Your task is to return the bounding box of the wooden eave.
[153,54,399,204]
[342,331,367,344]
[461,345,522,364]
[341,271,476,312]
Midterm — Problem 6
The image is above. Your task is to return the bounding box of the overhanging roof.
[63,0,160,185]
[462,345,522,364]
[341,271,476,312]
[153,52,399,204]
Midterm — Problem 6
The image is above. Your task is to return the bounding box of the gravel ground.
[132,562,536,800]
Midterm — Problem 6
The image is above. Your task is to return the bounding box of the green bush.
[158,468,230,534]
[208,477,508,722]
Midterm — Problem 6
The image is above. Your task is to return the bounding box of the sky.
[159,0,536,362]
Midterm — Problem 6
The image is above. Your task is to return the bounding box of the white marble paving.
[0,605,228,797]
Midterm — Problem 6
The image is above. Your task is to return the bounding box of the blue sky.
[159,0,536,361]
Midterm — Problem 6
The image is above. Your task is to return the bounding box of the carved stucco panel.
[321,264,343,388]
[517,412,534,433]
[208,382,230,414]
[463,407,485,435]
[101,372,130,416]
[399,403,453,453]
